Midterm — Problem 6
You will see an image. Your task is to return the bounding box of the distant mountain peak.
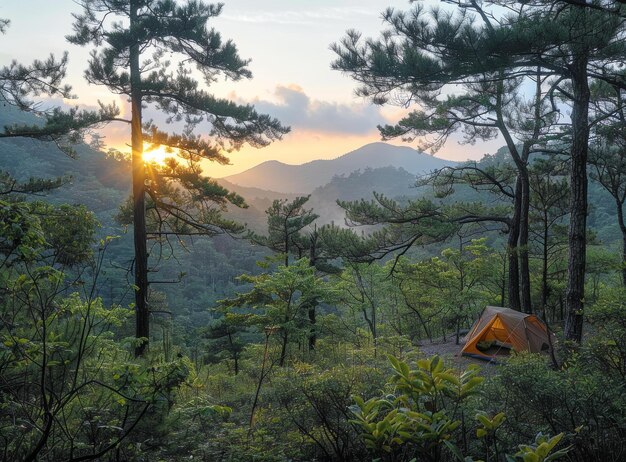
[223,142,454,194]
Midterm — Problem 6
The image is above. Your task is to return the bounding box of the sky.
[0,0,503,177]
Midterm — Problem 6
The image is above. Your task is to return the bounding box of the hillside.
[217,166,429,230]
[0,106,129,224]
[223,142,454,193]
[0,108,442,310]
[308,166,428,225]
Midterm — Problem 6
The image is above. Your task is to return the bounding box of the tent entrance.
[473,316,515,356]
[475,340,512,356]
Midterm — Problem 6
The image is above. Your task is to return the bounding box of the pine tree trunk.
[227,331,239,375]
[284,222,289,267]
[564,55,590,343]
[308,305,316,350]
[519,167,532,313]
[495,76,525,312]
[508,177,522,311]
[617,199,626,287]
[371,302,377,354]
[279,332,288,367]
[130,0,149,357]
[542,210,549,314]
[622,231,626,288]
[308,234,317,350]
[501,254,506,307]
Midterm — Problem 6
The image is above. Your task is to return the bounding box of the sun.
[143,144,175,165]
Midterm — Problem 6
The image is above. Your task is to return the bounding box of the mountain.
[218,166,429,231]
[222,142,455,194]
[217,178,299,204]
[307,166,428,226]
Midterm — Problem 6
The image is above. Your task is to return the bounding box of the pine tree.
[250,196,318,267]
[0,18,70,112]
[68,1,289,355]
[528,159,570,316]
[0,17,117,160]
[332,0,626,341]
[589,82,626,286]
[330,5,560,313]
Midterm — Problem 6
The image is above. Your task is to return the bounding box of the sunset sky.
[1,0,503,177]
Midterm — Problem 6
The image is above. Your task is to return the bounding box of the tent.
[461,306,553,361]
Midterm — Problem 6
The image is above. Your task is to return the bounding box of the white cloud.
[252,84,387,135]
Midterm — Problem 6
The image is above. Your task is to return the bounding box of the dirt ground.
[416,335,502,375]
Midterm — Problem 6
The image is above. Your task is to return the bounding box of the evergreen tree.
[219,258,329,367]
[332,0,626,341]
[331,6,561,313]
[250,196,349,349]
[250,196,318,267]
[68,0,289,355]
[503,1,626,341]
[589,83,626,285]
[528,159,570,316]
[425,158,523,310]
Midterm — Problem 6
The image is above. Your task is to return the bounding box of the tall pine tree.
[68,0,288,355]
[332,0,626,341]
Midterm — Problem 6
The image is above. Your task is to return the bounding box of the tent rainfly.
[461,306,553,361]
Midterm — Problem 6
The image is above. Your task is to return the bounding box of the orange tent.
[461,306,553,361]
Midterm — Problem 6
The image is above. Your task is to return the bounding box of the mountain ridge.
[223,142,455,194]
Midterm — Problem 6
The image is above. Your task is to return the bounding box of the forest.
[0,1,625,461]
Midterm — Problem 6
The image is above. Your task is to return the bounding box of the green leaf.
[443,440,466,462]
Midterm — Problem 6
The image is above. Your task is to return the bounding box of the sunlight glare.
[143,145,175,165]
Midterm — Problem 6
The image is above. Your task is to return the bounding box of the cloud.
[252,85,386,136]
[73,85,389,151]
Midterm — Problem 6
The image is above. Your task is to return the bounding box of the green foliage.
[0,21,71,111]
[201,317,247,374]
[0,195,197,461]
[0,277,187,460]
[0,169,70,195]
[389,238,501,344]
[350,355,483,460]
[268,361,386,461]
[218,258,334,366]
[153,396,233,459]
[351,355,570,462]
[37,202,99,265]
[485,344,625,461]
[475,411,506,439]
[0,199,45,262]
[0,200,99,267]
[507,433,569,462]
[250,195,318,261]
[584,286,626,377]
[334,262,392,345]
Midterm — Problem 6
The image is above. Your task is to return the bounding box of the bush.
[350,355,570,462]
[486,349,625,461]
